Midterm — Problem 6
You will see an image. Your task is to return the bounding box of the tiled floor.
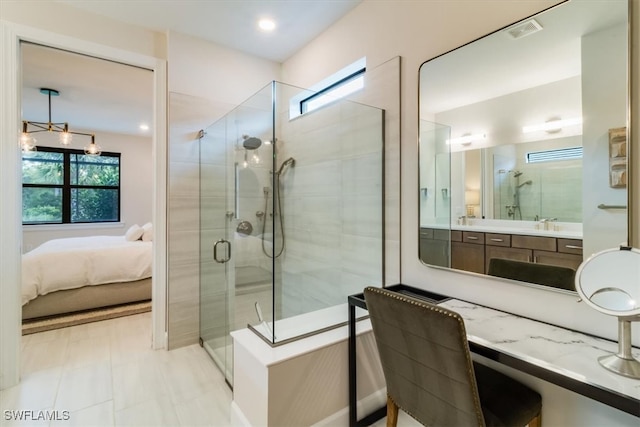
[0,312,232,426]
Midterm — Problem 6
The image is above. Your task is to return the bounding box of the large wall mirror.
[419,0,631,292]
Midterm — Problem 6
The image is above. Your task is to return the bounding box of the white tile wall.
[277,95,385,320]
[168,92,232,350]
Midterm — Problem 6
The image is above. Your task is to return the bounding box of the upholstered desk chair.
[364,287,542,427]
[487,258,575,291]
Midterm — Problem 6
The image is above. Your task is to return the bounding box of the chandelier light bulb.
[84,138,101,156]
[20,132,37,152]
[59,131,73,146]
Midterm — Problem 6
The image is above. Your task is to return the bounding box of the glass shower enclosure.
[418,120,451,268]
[199,81,385,385]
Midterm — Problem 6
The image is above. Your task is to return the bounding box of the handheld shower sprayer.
[276,157,295,175]
[261,156,296,258]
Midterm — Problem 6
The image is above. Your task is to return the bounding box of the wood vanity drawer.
[557,238,583,255]
[462,231,485,244]
[420,228,434,239]
[434,229,451,241]
[451,230,462,242]
[485,233,511,247]
[512,235,555,252]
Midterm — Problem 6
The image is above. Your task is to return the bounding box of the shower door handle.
[213,239,231,263]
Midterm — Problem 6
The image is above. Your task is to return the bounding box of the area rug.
[22,301,152,335]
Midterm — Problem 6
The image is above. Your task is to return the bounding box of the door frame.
[0,21,168,389]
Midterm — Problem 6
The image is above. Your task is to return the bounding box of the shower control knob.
[225,211,234,219]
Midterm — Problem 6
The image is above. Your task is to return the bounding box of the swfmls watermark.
[4,410,70,422]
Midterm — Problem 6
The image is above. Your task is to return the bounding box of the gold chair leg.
[386,395,399,427]
[527,412,542,427]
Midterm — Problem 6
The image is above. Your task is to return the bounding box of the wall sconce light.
[522,117,582,134]
[447,133,486,146]
[465,190,480,217]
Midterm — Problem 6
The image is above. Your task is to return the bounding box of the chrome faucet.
[539,217,557,231]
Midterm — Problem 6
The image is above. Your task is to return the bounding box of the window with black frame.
[299,68,365,114]
[22,147,121,224]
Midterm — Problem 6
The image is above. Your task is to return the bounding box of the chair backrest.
[364,287,485,427]
[487,258,575,291]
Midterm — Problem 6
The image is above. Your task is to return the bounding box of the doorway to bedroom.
[19,42,155,335]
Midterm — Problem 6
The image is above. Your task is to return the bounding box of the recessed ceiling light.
[258,18,276,32]
[139,124,149,131]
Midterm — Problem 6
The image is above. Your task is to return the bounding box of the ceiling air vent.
[504,19,543,40]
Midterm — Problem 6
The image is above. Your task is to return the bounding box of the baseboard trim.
[311,388,387,427]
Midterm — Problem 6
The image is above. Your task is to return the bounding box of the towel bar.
[597,204,627,210]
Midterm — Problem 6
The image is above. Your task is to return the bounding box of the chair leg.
[527,412,542,427]
[386,395,399,427]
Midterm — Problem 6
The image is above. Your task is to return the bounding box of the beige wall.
[581,23,629,256]
[0,0,165,59]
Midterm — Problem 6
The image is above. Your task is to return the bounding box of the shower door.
[199,120,236,386]
[199,85,275,385]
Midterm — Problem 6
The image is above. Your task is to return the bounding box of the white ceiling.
[420,0,627,114]
[56,0,362,63]
[418,0,628,146]
[22,0,362,138]
[22,43,154,138]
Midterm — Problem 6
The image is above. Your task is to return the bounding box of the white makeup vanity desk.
[347,284,640,426]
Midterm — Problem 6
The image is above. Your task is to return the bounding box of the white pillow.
[141,222,153,242]
[125,224,144,241]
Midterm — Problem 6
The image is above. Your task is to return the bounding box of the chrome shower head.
[242,135,262,150]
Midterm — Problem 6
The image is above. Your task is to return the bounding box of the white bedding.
[22,235,152,305]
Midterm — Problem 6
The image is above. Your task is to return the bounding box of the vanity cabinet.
[484,234,583,272]
[452,231,485,274]
[419,228,450,267]
[422,228,584,274]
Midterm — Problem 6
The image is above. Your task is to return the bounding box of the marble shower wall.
[168,92,234,349]
[276,84,385,318]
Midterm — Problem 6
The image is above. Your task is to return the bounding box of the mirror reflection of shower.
[499,169,532,220]
[262,155,295,258]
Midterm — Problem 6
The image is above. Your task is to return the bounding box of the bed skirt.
[22,278,152,320]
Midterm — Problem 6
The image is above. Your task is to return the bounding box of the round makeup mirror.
[575,246,640,378]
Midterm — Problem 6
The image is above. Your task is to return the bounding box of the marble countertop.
[450,224,582,239]
[438,299,640,404]
[420,221,583,239]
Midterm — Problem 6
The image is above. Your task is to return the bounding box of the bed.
[21,234,152,320]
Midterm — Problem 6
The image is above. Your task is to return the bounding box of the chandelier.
[20,88,101,156]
